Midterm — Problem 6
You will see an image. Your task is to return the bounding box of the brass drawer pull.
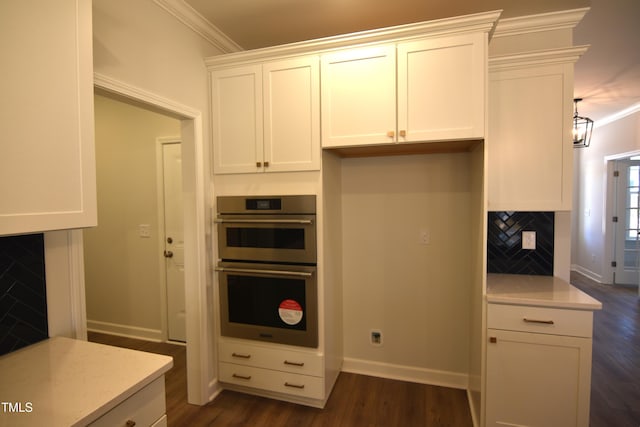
[284,360,305,367]
[232,352,251,359]
[284,382,305,389]
[523,318,555,325]
[232,373,252,380]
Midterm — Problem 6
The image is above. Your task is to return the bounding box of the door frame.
[77,73,215,404]
[156,137,182,342]
[604,149,640,285]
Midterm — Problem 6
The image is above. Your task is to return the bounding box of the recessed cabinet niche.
[211,55,320,174]
[320,33,486,149]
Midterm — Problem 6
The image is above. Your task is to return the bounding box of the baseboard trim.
[341,357,468,390]
[571,264,604,283]
[87,320,163,342]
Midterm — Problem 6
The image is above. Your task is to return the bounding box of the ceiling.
[185,0,640,123]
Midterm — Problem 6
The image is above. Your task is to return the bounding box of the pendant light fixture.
[573,98,593,148]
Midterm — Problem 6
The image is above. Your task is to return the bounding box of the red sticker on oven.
[279,299,303,325]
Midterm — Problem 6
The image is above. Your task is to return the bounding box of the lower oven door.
[216,262,318,348]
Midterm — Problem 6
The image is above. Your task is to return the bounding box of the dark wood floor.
[569,272,640,427]
[89,273,639,427]
[88,332,472,426]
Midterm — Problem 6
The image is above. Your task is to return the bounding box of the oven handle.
[214,218,313,225]
[215,266,313,278]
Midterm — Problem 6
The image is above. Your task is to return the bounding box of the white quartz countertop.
[487,273,602,310]
[0,336,173,427]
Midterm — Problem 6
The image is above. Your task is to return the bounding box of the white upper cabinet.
[211,56,320,174]
[320,45,397,147]
[487,47,587,211]
[263,56,320,173]
[321,33,486,149]
[397,33,485,142]
[0,0,96,235]
[212,65,264,174]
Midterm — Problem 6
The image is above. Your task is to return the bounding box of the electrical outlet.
[370,330,383,346]
[522,231,536,250]
[419,229,430,245]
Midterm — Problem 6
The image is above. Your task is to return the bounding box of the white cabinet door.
[211,64,264,174]
[486,329,592,427]
[488,57,575,211]
[397,33,485,142]
[321,45,396,148]
[0,0,96,235]
[263,56,320,172]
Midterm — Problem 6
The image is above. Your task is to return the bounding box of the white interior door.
[162,142,186,342]
[612,158,640,286]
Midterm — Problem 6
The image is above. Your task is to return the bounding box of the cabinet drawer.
[220,362,324,399]
[487,304,593,338]
[219,340,323,376]
[89,376,166,427]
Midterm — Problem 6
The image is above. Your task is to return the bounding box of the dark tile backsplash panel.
[0,234,48,356]
[487,212,554,276]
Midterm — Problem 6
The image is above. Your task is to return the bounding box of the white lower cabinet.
[89,376,167,427]
[218,339,324,401]
[486,304,593,427]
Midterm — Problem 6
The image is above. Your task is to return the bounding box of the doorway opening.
[610,155,640,287]
[90,74,213,405]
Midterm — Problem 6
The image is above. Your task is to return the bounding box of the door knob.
[167,237,173,244]
[164,250,174,258]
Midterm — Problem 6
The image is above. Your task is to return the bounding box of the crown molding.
[595,102,640,129]
[205,9,501,68]
[493,7,590,39]
[153,0,242,53]
[489,45,589,71]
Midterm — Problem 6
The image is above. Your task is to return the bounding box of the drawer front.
[220,362,324,399]
[89,376,166,427]
[488,303,593,337]
[219,340,323,376]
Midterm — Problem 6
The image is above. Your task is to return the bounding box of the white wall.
[341,153,472,386]
[83,94,180,339]
[91,0,225,404]
[572,112,640,282]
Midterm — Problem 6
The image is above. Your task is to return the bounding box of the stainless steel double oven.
[215,195,318,348]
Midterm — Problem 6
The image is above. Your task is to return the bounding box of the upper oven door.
[216,215,317,264]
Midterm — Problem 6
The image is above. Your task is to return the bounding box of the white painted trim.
[595,102,640,129]
[44,230,87,340]
[93,72,213,406]
[68,230,88,340]
[204,10,501,68]
[155,137,182,343]
[152,0,242,53]
[489,45,589,70]
[341,357,469,390]
[570,265,605,284]
[493,8,590,39]
[87,320,164,342]
[468,388,480,427]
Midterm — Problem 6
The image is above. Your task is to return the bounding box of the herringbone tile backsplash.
[487,212,554,276]
[0,234,48,356]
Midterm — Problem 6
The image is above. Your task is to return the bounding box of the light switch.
[522,231,536,250]
[138,224,151,238]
